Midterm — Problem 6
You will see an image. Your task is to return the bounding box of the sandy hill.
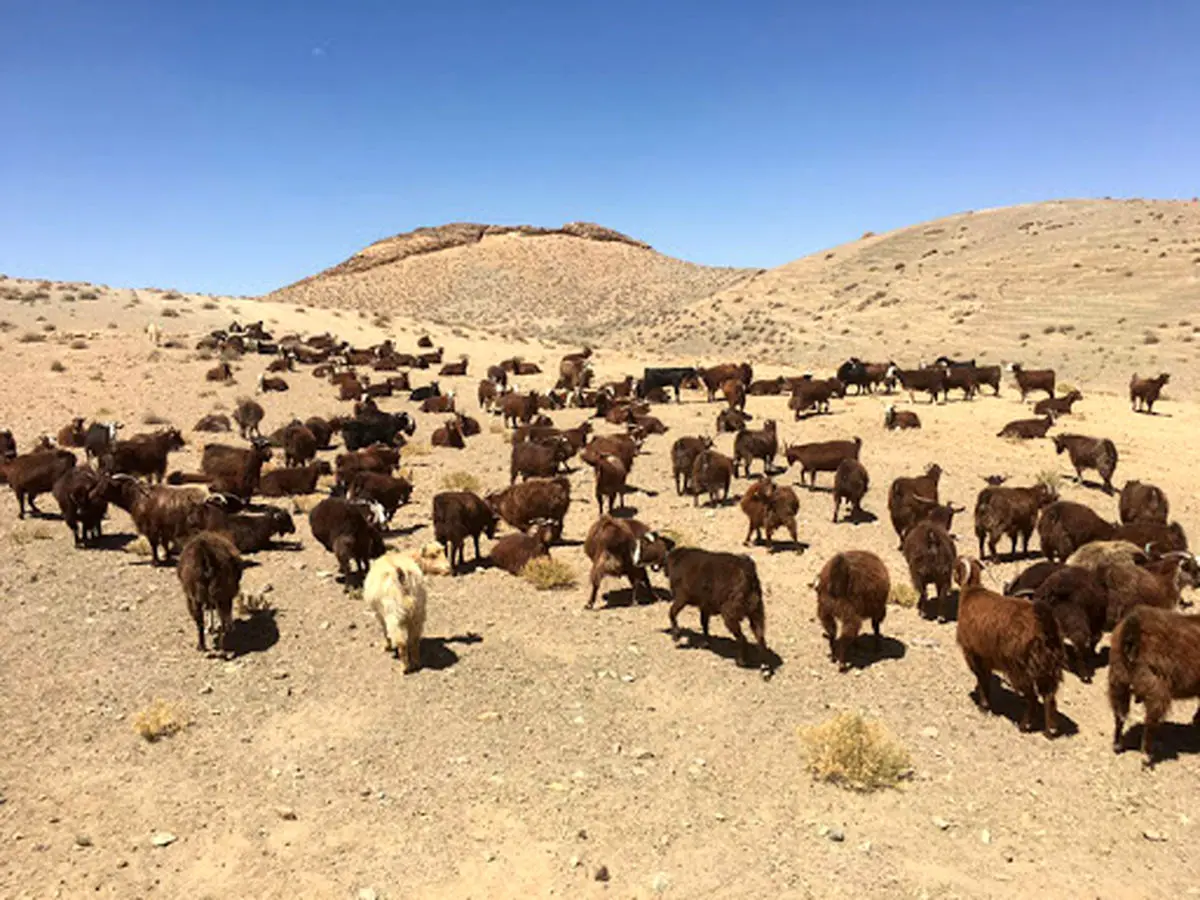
[266,221,757,343]
[637,198,1200,392]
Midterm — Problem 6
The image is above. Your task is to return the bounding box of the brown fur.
[1118,480,1170,525]
[785,437,861,487]
[177,531,243,653]
[815,551,890,671]
[887,463,943,548]
[1036,500,1116,562]
[902,521,957,622]
[664,547,769,670]
[1129,373,1169,413]
[973,483,1057,559]
[832,457,870,523]
[1053,433,1118,493]
[690,449,733,507]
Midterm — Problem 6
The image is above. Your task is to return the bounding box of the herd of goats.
[0,319,1196,766]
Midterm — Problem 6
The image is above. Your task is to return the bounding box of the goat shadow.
[763,539,809,555]
[663,626,784,675]
[834,508,878,526]
[420,632,484,671]
[608,505,640,519]
[384,523,425,538]
[1132,409,1172,418]
[795,482,833,494]
[599,585,671,609]
[694,496,738,509]
[225,608,280,657]
[89,533,138,552]
[792,410,836,422]
[1117,721,1200,763]
[840,635,907,671]
[1073,476,1116,495]
[974,679,1081,737]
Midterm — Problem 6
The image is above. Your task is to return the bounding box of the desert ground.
[1,200,1199,899]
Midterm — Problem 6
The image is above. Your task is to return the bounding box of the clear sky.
[3,1,1197,295]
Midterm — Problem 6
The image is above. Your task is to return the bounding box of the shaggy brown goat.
[887,463,943,548]
[178,531,244,653]
[488,521,556,575]
[194,413,232,433]
[716,408,753,433]
[582,515,673,609]
[1010,364,1056,401]
[232,397,265,439]
[690,449,733,507]
[258,461,330,496]
[1035,390,1082,417]
[1119,480,1170,525]
[1097,553,1199,628]
[1109,606,1200,763]
[670,435,712,495]
[431,418,465,449]
[309,497,385,582]
[739,478,799,546]
[997,415,1055,440]
[832,457,870,523]
[199,440,272,500]
[955,558,1064,736]
[511,435,572,483]
[588,453,628,514]
[1130,373,1169,413]
[102,429,185,484]
[347,471,413,522]
[1112,520,1188,554]
[785,437,861,487]
[2,449,77,517]
[884,405,921,430]
[1053,434,1118,493]
[732,419,777,477]
[56,417,87,448]
[432,490,497,572]
[664,547,770,671]
[1031,565,1109,682]
[974,482,1058,559]
[815,551,890,671]
[902,520,957,622]
[1037,500,1116,562]
[52,465,108,546]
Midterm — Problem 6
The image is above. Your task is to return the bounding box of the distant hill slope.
[265,222,758,343]
[631,198,1200,392]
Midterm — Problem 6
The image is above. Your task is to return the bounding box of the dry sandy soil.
[2,202,1199,899]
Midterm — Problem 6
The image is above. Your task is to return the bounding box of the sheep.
[1009,364,1056,401]
[52,465,108,546]
[732,419,778,477]
[194,413,232,433]
[1,449,77,517]
[1037,500,1116,562]
[309,497,386,582]
[1130,373,1169,413]
[364,551,429,673]
[177,531,243,653]
[488,521,557,575]
[671,436,712,495]
[347,471,413,522]
[974,482,1058,560]
[432,491,498,572]
[199,440,273,500]
[902,520,957,622]
[832,457,870,523]
[256,373,289,393]
[739,478,800,546]
[588,452,628,514]
[1035,390,1082,417]
[997,415,1055,440]
[103,474,212,565]
[1109,606,1200,763]
[258,461,331,497]
[883,404,921,430]
[663,547,770,671]
[887,463,943,548]
[785,437,861,487]
[485,477,570,543]
[1031,565,1109,682]
[690,448,733,507]
[431,418,465,449]
[56,417,87,448]
[233,397,265,439]
[815,551,890,671]
[954,557,1064,736]
[582,515,673,609]
[206,362,234,383]
[1053,434,1118,493]
[1119,480,1170,525]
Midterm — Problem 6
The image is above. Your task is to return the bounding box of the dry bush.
[106,322,118,329]
[62,293,77,303]
[1143,332,1160,345]
[9,523,54,545]
[236,589,274,616]
[79,290,98,301]
[50,360,65,373]
[18,331,46,343]
[122,536,152,557]
[1042,325,1056,335]
[441,471,481,493]
[202,301,218,310]
[142,411,170,425]
[888,582,918,608]
[162,290,183,301]
[401,442,432,459]
[521,556,577,590]
[132,699,189,742]
[1057,382,1078,395]
[1036,469,1063,492]
[69,339,88,350]
[1017,332,1030,341]
[0,320,14,332]
[161,308,180,318]
[797,711,911,792]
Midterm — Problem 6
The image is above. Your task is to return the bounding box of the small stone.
[477,711,500,722]
[714,812,727,822]
[932,817,951,831]
[594,864,610,882]
[980,829,992,845]
[920,726,939,738]
[577,829,589,840]
[827,828,845,843]
[357,890,378,900]
[198,684,213,695]
[150,831,177,847]
[1143,829,1168,842]
[651,872,671,893]
[74,835,93,848]
[276,807,297,821]
[568,855,581,869]
[859,840,872,853]
[484,850,497,862]
[632,748,654,760]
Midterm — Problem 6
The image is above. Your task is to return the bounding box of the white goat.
[363,551,428,673]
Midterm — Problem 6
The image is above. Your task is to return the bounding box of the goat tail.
[1119,611,1143,667]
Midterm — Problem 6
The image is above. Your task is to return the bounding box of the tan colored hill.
[266,221,757,343]
[638,198,1200,393]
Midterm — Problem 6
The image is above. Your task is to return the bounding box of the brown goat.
[1034,390,1082,417]
[1037,500,1116,562]
[206,362,234,383]
[582,515,672,609]
[56,418,87,448]
[1053,433,1118,493]
[488,521,555,575]
[955,558,1064,736]
[588,453,628,514]
[670,435,712,495]
[902,520,957,622]
[258,461,330,496]
[431,418,465,449]
[432,491,497,572]
[690,449,733,507]
[883,405,921,430]
[974,482,1058,559]
[1,449,77,517]
[815,551,890,671]
[785,437,861,487]
[102,429,185,484]
[1109,606,1200,763]
[1130,373,1169,414]
[739,478,799,546]
[1010,364,1056,401]
[347,471,413,522]
[732,419,777,477]
[1097,554,1199,629]
[997,415,1055,440]
[178,531,244,653]
[832,457,870,523]
[664,547,770,671]
[887,463,943,548]
[1119,480,1170,525]
[232,398,265,439]
[1031,565,1109,682]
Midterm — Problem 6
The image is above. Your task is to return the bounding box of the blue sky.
[2,1,1197,295]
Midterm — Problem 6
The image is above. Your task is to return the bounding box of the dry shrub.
[401,442,432,459]
[521,556,577,590]
[888,582,918,608]
[161,308,180,318]
[69,339,88,350]
[162,290,183,301]
[441,471,481,493]
[132,699,189,742]
[80,290,99,301]
[202,301,218,310]
[123,536,152,556]
[1017,332,1030,340]
[236,589,274,616]
[50,360,65,373]
[9,523,54,544]
[62,293,77,303]
[142,411,170,425]
[1143,332,1160,345]
[18,331,46,343]
[42,322,56,332]
[1036,469,1063,492]
[1057,381,1078,395]
[797,712,911,792]
[0,320,14,332]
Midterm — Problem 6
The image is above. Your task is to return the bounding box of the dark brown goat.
[487,477,570,542]
[1010,364,1056,401]
[739,478,799,547]
[511,436,572,483]
[664,547,770,671]
[588,452,628,514]
[716,408,753,433]
[1053,433,1118,493]
[178,531,244,653]
[1037,500,1116,562]
[974,482,1058,559]
[997,415,1055,440]
[431,418,465,449]
[955,558,1064,736]
[52,465,108,546]
[1031,565,1109,682]
[670,435,712,495]
[1112,520,1188,554]
[56,417,87,448]
[232,398,265,439]
[902,520,957,622]
[2,449,77,517]
[583,515,673,609]
[815,551,890,671]
[102,429,185,484]
[347,472,413,522]
[832,457,870,523]
[884,405,921,430]
[887,463,943,548]
[1119,480,1170,525]
[488,521,555,575]
[1109,606,1200,763]
[785,437,861,487]
[690,449,733,507]
[199,441,272,500]
[1035,390,1082,417]
[194,413,232,433]
[309,497,385,582]
[732,419,778,477]
[1130,373,1169,414]
[258,461,330,496]
[432,491,497,572]
[789,378,843,417]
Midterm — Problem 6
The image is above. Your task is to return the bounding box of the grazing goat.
[955,558,1064,736]
[364,551,428,672]
[486,476,570,542]
[663,547,770,671]
[1009,364,1055,400]
[583,515,673,609]
[997,415,1055,440]
[1130,373,1169,413]
[1119,480,1169,525]
[1031,565,1109,682]
[101,428,185,484]
[1035,390,1082,417]
[690,449,733,507]
[832,457,870,523]
[511,435,571,483]
[347,472,413,522]
[489,521,556,575]
[199,503,296,553]
[103,474,211,565]
[309,497,386,582]
[815,551,889,671]
[258,461,330,496]
[1097,553,1199,629]
[974,482,1057,559]
[233,397,265,439]
[785,437,861,487]
[178,531,244,652]
[670,436,712,495]
[588,453,628,514]
[1,449,77,517]
[1037,500,1116,562]
[1109,606,1200,763]
[902,520,957,622]
[1053,433,1118,493]
[52,465,108,546]
[732,419,777,477]
[739,478,799,547]
[198,441,273,500]
[887,463,943,548]
[884,405,921,430]
[432,491,498,572]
